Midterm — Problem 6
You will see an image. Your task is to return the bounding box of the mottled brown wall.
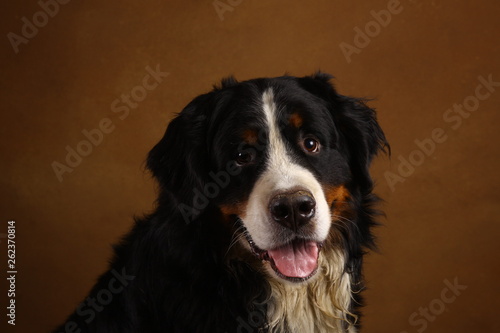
[1,0,499,332]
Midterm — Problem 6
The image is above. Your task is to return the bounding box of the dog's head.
[147,73,388,283]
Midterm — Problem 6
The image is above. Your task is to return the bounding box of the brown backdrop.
[1,0,499,332]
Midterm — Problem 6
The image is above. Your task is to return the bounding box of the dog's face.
[148,73,387,284]
[213,86,352,283]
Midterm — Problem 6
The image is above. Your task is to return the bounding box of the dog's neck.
[266,249,357,333]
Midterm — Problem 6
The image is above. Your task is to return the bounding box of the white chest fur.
[265,249,358,333]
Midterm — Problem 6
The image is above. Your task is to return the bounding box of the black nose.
[269,191,316,231]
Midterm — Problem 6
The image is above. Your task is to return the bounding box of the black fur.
[54,73,388,333]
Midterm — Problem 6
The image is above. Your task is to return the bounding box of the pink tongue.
[267,240,319,278]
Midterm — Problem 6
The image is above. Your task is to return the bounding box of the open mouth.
[243,228,322,282]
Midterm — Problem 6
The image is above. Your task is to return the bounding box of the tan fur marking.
[325,185,352,221]
[324,184,350,206]
[289,112,303,128]
[219,204,243,217]
[219,202,247,232]
[242,129,259,145]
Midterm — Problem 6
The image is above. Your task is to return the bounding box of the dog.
[54,73,388,333]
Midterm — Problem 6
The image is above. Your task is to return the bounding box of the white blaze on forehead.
[241,89,331,250]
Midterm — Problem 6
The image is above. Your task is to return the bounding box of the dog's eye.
[303,137,320,153]
[234,150,255,166]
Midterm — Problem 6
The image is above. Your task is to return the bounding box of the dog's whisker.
[332,214,360,233]
[225,224,248,257]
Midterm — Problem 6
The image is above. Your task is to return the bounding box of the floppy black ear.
[147,94,213,222]
[338,96,389,188]
[299,72,389,189]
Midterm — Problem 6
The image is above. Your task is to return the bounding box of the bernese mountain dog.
[54,73,388,333]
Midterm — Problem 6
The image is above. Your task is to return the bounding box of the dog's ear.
[299,72,389,189]
[337,96,389,189]
[147,77,238,223]
[147,94,214,223]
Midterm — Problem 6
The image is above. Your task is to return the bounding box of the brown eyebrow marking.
[289,112,303,128]
[242,129,258,144]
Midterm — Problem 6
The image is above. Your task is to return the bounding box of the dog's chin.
[246,234,323,283]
